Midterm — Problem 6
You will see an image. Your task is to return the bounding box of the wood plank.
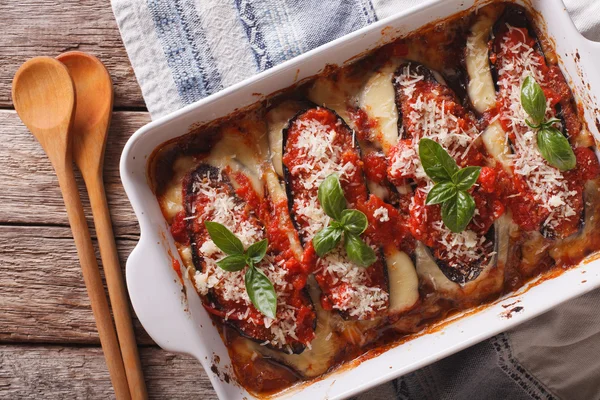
[0,109,150,238]
[0,344,216,399]
[0,0,145,110]
[0,225,153,345]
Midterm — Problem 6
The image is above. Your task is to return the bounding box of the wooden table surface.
[1,1,216,398]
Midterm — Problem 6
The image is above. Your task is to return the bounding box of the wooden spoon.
[12,57,131,399]
[56,51,148,400]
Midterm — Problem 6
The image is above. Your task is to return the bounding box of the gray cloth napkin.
[111,0,600,398]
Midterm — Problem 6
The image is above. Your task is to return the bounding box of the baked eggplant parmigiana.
[150,2,600,396]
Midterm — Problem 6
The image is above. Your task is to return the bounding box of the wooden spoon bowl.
[57,51,113,175]
[12,56,75,161]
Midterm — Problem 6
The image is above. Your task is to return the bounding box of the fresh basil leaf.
[426,181,458,205]
[317,174,347,220]
[537,126,576,171]
[330,220,344,230]
[521,76,547,125]
[441,191,476,233]
[246,239,268,264]
[204,221,244,255]
[453,166,481,191]
[544,118,561,127]
[245,266,277,318]
[216,254,248,272]
[339,209,368,235]
[313,226,343,257]
[344,233,377,268]
[418,138,459,183]
[525,119,541,129]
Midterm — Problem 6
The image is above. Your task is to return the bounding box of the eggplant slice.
[183,163,315,354]
[247,276,344,378]
[391,61,474,162]
[281,106,390,320]
[486,4,594,240]
[550,179,600,263]
[389,61,505,286]
[416,214,511,300]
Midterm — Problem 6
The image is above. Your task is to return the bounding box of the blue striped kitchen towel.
[111,0,600,398]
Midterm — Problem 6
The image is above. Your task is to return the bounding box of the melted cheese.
[481,120,512,172]
[359,59,405,152]
[466,14,497,113]
[205,130,264,197]
[385,248,419,313]
[266,100,305,177]
[161,156,197,221]
[308,77,351,124]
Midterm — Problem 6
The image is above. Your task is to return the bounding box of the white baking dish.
[120,0,600,398]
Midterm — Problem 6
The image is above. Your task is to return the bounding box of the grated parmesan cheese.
[319,248,388,318]
[373,206,390,222]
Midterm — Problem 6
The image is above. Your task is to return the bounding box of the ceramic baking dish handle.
[126,234,244,399]
[126,234,202,355]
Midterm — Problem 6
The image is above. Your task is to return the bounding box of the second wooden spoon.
[57,51,148,399]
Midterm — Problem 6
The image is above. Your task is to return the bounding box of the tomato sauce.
[170,210,189,244]
[356,194,413,251]
[347,107,379,143]
[362,151,388,184]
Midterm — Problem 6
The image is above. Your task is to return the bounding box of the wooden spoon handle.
[55,164,132,400]
[87,173,148,399]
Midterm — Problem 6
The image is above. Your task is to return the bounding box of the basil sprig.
[204,221,276,318]
[312,174,377,268]
[419,138,480,233]
[520,76,576,171]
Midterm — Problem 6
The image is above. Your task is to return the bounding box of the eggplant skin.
[281,105,363,240]
[392,61,443,141]
[182,163,314,354]
[431,226,494,285]
[434,258,482,285]
[490,4,544,89]
[493,4,533,35]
